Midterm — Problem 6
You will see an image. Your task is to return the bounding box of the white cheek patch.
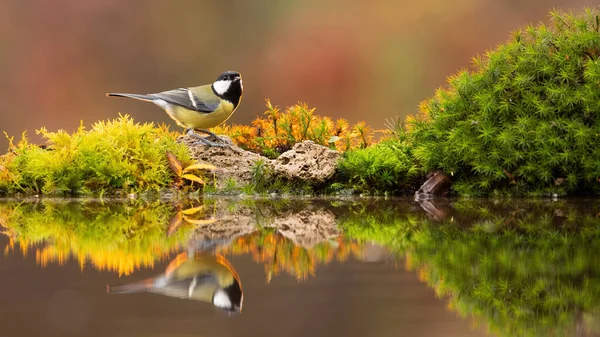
[213,80,232,96]
[213,289,232,309]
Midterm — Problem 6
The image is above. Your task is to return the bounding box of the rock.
[178,136,340,190]
[272,141,340,183]
[178,134,266,189]
[415,171,452,199]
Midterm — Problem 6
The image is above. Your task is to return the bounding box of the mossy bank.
[2,7,600,197]
[343,7,600,197]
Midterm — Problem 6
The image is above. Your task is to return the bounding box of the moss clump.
[335,134,422,195]
[0,115,192,196]
[212,100,380,158]
[407,8,600,196]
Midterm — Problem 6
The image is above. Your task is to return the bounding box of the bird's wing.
[149,86,219,113]
[149,274,218,299]
[165,252,189,277]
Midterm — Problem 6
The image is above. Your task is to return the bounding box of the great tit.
[106,71,243,147]
[106,251,243,313]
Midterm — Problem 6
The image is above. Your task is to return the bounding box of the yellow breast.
[168,100,236,130]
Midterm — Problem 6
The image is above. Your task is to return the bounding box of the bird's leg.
[185,128,228,147]
[195,129,233,147]
[185,128,206,139]
[194,129,223,142]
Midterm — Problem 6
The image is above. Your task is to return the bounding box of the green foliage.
[0,115,193,195]
[336,135,423,195]
[341,199,600,337]
[408,8,600,196]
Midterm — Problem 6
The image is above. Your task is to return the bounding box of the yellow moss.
[0,115,194,195]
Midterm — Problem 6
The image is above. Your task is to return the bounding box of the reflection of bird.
[106,252,243,313]
[107,71,243,147]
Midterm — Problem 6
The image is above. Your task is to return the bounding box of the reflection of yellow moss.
[0,200,198,276]
[218,231,362,282]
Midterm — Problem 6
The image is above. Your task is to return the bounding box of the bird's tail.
[106,93,154,102]
[106,278,155,294]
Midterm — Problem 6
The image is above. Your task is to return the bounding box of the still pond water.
[0,197,599,337]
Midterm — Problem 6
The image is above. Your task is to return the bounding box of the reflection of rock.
[357,242,389,262]
[190,202,339,249]
[275,209,339,248]
[187,202,256,250]
[272,141,340,184]
[179,136,340,189]
[179,134,265,189]
[417,198,453,221]
[187,220,256,252]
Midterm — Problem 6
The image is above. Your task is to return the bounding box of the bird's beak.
[228,307,242,316]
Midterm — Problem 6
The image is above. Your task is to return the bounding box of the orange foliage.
[212,100,385,157]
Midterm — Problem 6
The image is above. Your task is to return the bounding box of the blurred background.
[0,0,597,150]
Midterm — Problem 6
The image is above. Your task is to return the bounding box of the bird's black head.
[212,71,243,107]
[216,71,241,82]
[212,277,243,314]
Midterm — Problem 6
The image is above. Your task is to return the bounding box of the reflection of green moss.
[0,115,192,196]
[341,200,600,337]
[0,200,193,275]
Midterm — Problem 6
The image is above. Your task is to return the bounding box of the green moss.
[335,135,422,195]
[407,8,600,196]
[0,115,193,196]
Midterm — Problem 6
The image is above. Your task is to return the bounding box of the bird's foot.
[187,129,232,147]
[196,129,225,142]
[193,137,229,148]
[185,129,229,147]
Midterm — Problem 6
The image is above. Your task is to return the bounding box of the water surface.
[1,198,599,337]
